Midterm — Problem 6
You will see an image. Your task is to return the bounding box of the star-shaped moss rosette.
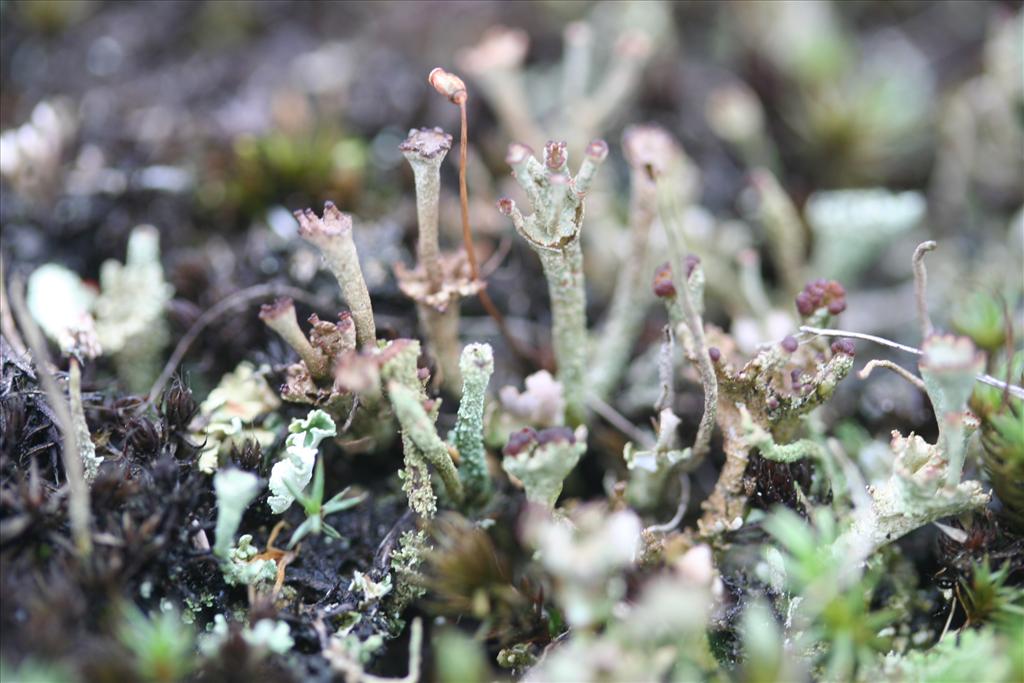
[393,127,483,392]
[971,353,1024,532]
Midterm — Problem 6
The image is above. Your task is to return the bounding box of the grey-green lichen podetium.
[381,339,464,517]
[452,343,495,507]
[393,127,483,393]
[294,201,377,349]
[502,426,587,509]
[498,138,609,426]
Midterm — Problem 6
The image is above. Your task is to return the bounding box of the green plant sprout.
[268,408,337,514]
[282,456,364,548]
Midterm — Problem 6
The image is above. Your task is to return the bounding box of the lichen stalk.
[453,343,494,505]
[380,341,438,517]
[573,32,652,150]
[748,169,806,297]
[454,28,542,148]
[294,202,376,348]
[400,127,451,291]
[561,22,592,109]
[539,244,588,426]
[498,139,608,425]
[697,403,748,536]
[656,177,718,463]
[397,127,468,389]
[418,305,461,392]
[387,382,464,507]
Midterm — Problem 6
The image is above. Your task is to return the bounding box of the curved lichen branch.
[498,138,609,425]
[738,405,826,464]
[799,325,1024,400]
[654,176,717,463]
[590,124,678,400]
[387,382,464,508]
[858,359,927,393]
[294,201,376,348]
[912,240,937,339]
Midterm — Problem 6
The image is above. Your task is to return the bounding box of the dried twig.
[0,256,27,356]
[8,276,92,557]
[147,283,326,404]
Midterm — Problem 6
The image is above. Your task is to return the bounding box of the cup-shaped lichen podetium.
[294,201,376,349]
[919,334,986,487]
[498,139,609,425]
[259,297,329,381]
[393,127,482,392]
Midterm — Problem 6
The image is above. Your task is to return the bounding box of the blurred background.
[1,0,1021,411]
[1,3,1022,679]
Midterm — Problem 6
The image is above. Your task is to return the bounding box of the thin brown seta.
[430,67,544,371]
[912,240,937,339]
